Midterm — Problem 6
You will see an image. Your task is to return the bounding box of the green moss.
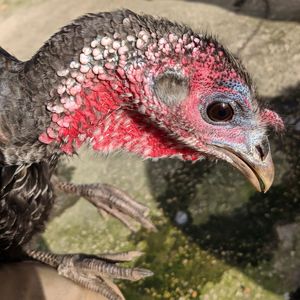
[201,269,281,300]
[121,220,227,299]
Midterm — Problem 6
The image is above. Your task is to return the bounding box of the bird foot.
[25,249,153,300]
[53,180,156,232]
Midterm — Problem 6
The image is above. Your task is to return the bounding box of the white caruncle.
[80,65,90,73]
[91,39,99,48]
[100,36,113,46]
[82,47,92,56]
[57,69,69,77]
[70,61,80,69]
[79,53,90,65]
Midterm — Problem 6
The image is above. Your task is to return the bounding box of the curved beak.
[212,138,275,193]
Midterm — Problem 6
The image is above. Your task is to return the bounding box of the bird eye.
[207,102,234,122]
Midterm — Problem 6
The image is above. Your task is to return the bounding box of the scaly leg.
[24,248,153,300]
[52,179,156,232]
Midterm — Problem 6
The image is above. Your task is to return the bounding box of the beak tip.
[255,167,274,194]
[212,143,275,194]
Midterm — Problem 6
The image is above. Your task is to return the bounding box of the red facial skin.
[39,36,283,161]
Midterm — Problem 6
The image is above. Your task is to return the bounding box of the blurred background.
[0,0,299,299]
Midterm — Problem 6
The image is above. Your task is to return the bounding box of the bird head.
[146,62,283,193]
[37,10,283,192]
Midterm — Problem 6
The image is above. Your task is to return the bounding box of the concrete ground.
[0,0,299,299]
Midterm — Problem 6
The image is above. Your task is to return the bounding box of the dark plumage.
[0,161,55,255]
[0,9,283,300]
[0,47,56,255]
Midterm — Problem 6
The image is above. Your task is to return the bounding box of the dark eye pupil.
[207,102,234,122]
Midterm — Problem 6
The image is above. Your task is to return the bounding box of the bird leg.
[44,180,155,298]
[24,248,153,300]
[52,179,156,232]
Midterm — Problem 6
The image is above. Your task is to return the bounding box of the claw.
[53,181,157,232]
[101,276,126,300]
[57,268,124,300]
[25,249,153,300]
[98,184,150,215]
[75,255,152,281]
[131,268,154,281]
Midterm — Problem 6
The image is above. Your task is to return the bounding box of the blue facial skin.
[211,81,265,151]
[218,80,256,122]
[222,80,250,96]
[196,79,265,157]
[220,80,251,100]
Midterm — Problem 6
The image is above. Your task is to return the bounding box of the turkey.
[0,9,283,300]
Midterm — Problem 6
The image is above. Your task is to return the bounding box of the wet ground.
[0,0,299,299]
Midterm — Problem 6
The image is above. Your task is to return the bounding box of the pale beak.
[213,138,274,193]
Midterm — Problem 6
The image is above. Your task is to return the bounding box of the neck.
[40,79,199,160]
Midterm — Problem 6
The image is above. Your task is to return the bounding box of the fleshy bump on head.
[260,108,284,132]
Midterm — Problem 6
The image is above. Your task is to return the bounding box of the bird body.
[0,9,283,299]
[0,47,56,253]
